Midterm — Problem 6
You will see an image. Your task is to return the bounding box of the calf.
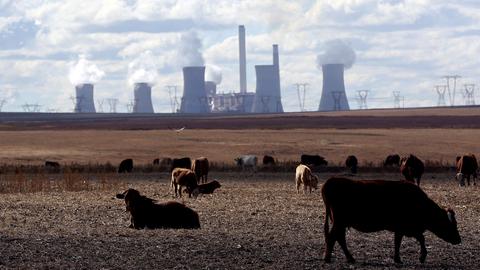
[322,177,461,264]
[171,168,198,198]
[116,189,200,229]
[456,154,478,186]
[192,157,209,183]
[118,159,133,173]
[345,155,358,174]
[400,154,424,186]
[295,164,319,193]
[185,180,221,196]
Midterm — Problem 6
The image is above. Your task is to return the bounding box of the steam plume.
[178,30,204,67]
[69,55,105,85]
[128,50,159,86]
[316,39,356,69]
[205,64,222,85]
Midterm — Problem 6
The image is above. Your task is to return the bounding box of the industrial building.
[74,83,96,113]
[133,82,154,113]
[179,66,210,113]
[318,64,350,111]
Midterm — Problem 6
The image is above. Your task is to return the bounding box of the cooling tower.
[251,44,283,113]
[318,64,350,111]
[180,66,210,113]
[239,25,247,94]
[74,83,96,113]
[133,82,154,113]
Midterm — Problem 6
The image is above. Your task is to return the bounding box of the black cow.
[300,154,328,167]
[118,159,133,173]
[153,158,160,165]
[384,154,401,167]
[263,155,275,166]
[345,155,358,174]
[171,157,192,172]
[45,161,60,168]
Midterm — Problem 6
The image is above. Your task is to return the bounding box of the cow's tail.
[323,199,331,239]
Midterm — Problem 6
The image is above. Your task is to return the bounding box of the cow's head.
[116,189,154,212]
[433,208,461,245]
[311,175,319,189]
[211,180,221,189]
[456,173,465,186]
[234,158,243,166]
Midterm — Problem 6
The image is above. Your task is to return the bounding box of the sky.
[1,0,480,113]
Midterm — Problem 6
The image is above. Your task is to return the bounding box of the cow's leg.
[466,175,471,186]
[296,179,301,193]
[178,186,182,198]
[174,184,178,197]
[415,234,427,263]
[335,226,355,263]
[394,232,403,264]
[323,226,335,263]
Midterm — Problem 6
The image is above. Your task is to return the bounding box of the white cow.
[235,155,257,171]
[295,164,319,193]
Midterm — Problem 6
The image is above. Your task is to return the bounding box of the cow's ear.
[447,209,456,224]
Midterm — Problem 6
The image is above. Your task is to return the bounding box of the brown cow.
[322,177,461,264]
[185,180,221,196]
[456,154,478,186]
[295,164,319,193]
[171,168,198,198]
[192,157,209,184]
[400,154,424,186]
[116,189,200,229]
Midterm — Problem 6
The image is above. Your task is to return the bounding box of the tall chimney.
[133,82,154,113]
[239,25,247,94]
[74,83,96,113]
[318,64,350,111]
[273,44,279,70]
[180,66,210,113]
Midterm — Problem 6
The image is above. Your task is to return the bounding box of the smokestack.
[318,64,350,111]
[273,44,279,70]
[180,66,210,113]
[239,25,247,94]
[74,83,96,113]
[133,82,154,113]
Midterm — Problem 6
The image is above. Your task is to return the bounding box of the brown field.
[0,108,479,269]
[0,172,479,269]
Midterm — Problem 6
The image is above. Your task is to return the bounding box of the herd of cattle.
[111,152,477,265]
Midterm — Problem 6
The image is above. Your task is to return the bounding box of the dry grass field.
[0,172,478,269]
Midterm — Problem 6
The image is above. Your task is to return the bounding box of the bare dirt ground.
[0,172,478,269]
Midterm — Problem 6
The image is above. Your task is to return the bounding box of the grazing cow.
[116,188,200,229]
[384,154,401,167]
[295,164,319,193]
[171,157,192,172]
[185,180,221,196]
[322,177,461,264]
[192,157,209,184]
[153,158,160,165]
[345,155,358,174]
[456,154,478,186]
[171,168,198,198]
[235,155,258,171]
[400,154,424,186]
[300,154,328,167]
[118,159,133,173]
[262,155,275,166]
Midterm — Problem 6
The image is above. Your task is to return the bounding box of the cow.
[300,154,328,167]
[345,155,358,174]
[116,188,200,229]
[45,161,60,168]
[185,180,221,196]
[171,168,198,198]
[171,157,192,172]
[456,154,478,186]
[384,154,401,167]
[118,159,133,173]
[322,177,461,264]
[262,155,275,166]
[153,158,160,165]
[295,164,319,193]
[235,155,258,171]
[400,154,424,186]
[192,157,209,184]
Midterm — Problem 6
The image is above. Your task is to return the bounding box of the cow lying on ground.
[171,168,198,198]
[115,188,200,229]
[235,155,257,171]
[295,164,319,193]
[300,154,328,167]
[322,177,461,264]
[400,154,424,186]
[192,157,209,183]
[456,154,478,186]
[185,180,221,196]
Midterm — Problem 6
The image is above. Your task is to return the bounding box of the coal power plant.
[133,83,154,113]
[318,64,350,111]
[74,83,96,113]
[180,66,210,113]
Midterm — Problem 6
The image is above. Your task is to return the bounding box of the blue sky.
[1,0,480,112]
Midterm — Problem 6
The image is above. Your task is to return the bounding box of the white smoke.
[316,39,356,69]
[205,64,222,85]
[68,55,105,85]
[127,50,159,86]
[178,30,204,67]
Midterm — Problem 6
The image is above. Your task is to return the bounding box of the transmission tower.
[443,75,461,106]
[166,85,180,113]
[331,91,344,111]
[434,85,447,106]
[260,96,271,113]
[356,90,369,109]
[0,98,7,112]
[126,99,135,113]
[293,83,308,112]
[463,84,475,105]
[106,98,119,113]
[96,99,105,113]
[22,103,41,112]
